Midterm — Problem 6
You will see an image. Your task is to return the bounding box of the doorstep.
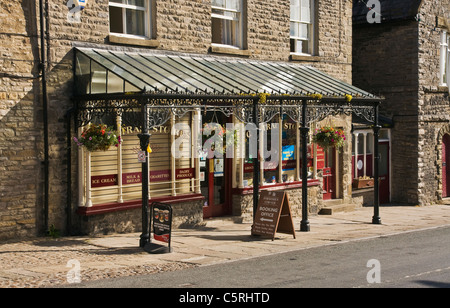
[319,199,358,215]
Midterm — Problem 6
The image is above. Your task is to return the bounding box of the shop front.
[71,47,383,236]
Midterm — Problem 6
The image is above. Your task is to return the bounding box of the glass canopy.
[74,47,378,99]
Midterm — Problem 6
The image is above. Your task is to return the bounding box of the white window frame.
[109,0,151,39]
[440,30,449,87]
[211,0,244,49]
[290,0,315,56]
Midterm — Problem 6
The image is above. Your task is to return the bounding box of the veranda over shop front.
[70,47,383,245]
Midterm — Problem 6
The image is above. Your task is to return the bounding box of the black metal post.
[300,100,310,231]
[139,103,151,247]
[253,97,260,220]
[372,103,382,224]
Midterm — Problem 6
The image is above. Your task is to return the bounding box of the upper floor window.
[109,0,151,38]
[440,30,449,87]
[211,0,244,49]
[290,0,314,55]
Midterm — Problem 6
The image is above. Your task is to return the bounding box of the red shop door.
[322,148,336,200]
[443,134,450,198]
[201,158,232,219]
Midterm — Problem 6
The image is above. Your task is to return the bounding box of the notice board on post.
[251,190,296,240]
[144,202,173,254]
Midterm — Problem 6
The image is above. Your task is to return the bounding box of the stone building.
[0,0,380,240]
[353,0,450,206]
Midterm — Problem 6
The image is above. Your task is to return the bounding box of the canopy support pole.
[300,99,310,232]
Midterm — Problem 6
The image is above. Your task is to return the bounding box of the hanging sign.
[251,190,296,240]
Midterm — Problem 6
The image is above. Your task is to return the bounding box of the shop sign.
[251,190,296,240]
[91,174,117,188]
[91,169,193,187]
[175,168,194,180]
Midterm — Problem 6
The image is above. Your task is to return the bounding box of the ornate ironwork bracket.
[75,95,379,130]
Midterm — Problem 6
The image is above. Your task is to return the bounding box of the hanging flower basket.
[202,123,238,154]
[74,124,121,152]
[312,126,346,151]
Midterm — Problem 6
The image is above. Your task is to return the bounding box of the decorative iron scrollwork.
[75,94,378,130]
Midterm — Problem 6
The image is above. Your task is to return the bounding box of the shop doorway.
[443,134,450,198]
[201,157,232,218]
[200,112,233,218]
[322,147,336,200]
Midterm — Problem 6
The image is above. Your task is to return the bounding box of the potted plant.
[312,126,346,151]
[74,124,121,152]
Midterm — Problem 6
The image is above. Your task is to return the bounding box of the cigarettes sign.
[152,202,173,246]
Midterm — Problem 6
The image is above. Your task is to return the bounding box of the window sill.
[108,34,159,48]
[76,193,204,216]
[423,85,449,94]
[290,54,320,62]
[233,179,320,195]
[210,45,252,57]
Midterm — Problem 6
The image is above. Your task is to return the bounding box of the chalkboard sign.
[145,202,173,253]
[251,190,296,240]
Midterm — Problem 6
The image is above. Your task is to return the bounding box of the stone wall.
[233,185,323,223]
[0,0,356,240]
[353,1,450,206]
[0,0,41,240]
[417,0,450,205]
[80,199,203,236]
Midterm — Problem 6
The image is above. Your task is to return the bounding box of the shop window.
[240,115,318,188]
[281,116,297,183]
[109,0,152,38]
[440,30,449,87]
[352,131,374,179]
[211,0,245,49]
[83,112,197,207]
[290,0,315,55]
[262,119,280,185]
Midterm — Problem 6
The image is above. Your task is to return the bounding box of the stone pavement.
[1,204,450,288]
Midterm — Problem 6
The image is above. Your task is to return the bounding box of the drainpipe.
[39,0,49,234]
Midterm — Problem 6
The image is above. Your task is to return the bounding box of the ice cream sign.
[67,0,88,22]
